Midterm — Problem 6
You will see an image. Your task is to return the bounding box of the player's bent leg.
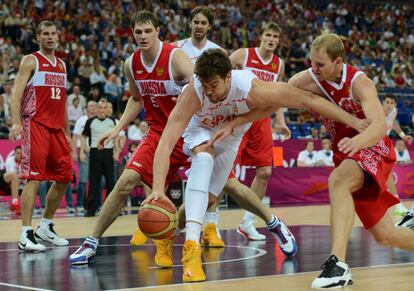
[386,174,408,217]
[42,181,69,219]
[328,160,363,261]
[239,166,272,240]
[225,178,297,256]
[369,212,414,251]
[312,160,364,289]
[70,169,141,265]
[250,166,272,200]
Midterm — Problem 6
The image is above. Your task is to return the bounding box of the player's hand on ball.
[142,191,168,205]
[338,136,362,157]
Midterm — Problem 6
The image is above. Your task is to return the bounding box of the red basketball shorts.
[334,137,398,229]
[20,119,72,182]
[126,129,190,188]
[236,117,273,167]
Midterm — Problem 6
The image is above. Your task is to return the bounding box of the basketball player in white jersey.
[229,22,290,240]
[176,6,223,63]
[177,6,227,246]
[143,49,369,282]
[382,94,413,217]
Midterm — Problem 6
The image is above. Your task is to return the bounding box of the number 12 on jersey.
[51,87,61,100]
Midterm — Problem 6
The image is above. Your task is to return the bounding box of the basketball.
[137,198,178,239]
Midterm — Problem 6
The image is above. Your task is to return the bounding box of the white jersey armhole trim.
[242,48,249,68]
[277,57,283,78]
[127,54,134,81]
[349,71,365,103]
[307,68,336,103]
[27,54,38,86]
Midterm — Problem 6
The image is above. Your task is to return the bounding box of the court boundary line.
[105,261,414,291]
[0,282,53,291]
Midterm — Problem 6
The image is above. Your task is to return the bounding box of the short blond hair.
[311,31,345,61]
[261,21,282,35]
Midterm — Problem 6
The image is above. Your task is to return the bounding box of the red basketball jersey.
[243,48,281,82]
[21,51,67,129]
[129,41,183,134]
[308,64,370,152]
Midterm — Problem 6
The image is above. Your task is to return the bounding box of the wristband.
[399,132,406,138]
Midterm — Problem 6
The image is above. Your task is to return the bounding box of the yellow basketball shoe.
[153,238,173,268]
[182,240,206,282]
[130,228,148,246]
[201,223,225,247]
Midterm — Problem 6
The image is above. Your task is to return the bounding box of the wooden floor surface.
[0,202,413,291]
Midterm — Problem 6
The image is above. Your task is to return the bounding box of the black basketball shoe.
[311,255,353,289]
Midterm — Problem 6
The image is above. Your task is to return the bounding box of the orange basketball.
[137,198,178,239]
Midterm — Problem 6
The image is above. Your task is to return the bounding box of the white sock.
[184,152,214,241]
[243,211,256,224]
[186,221,202,242]
[215,207,220,225]
[40,217,53,228]
[204,211,217,225]
[266,215,278,229]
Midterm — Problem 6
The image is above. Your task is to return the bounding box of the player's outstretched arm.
[143,82,202,204]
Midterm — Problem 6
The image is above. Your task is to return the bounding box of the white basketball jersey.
[385,107,397,136]
[176,38,221,64]
[188,70,256,137]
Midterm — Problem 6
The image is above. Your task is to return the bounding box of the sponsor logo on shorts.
[132,161,142,168]
[30,171,39,176]
[42,64,50,67]
[252,60,259,64]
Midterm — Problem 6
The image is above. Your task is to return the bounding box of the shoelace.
[158,239,172,257]
[183,243,197,262]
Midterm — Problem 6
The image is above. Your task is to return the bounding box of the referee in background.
[81,99,119,216]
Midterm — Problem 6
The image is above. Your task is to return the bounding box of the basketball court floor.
[0,204,414,291]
